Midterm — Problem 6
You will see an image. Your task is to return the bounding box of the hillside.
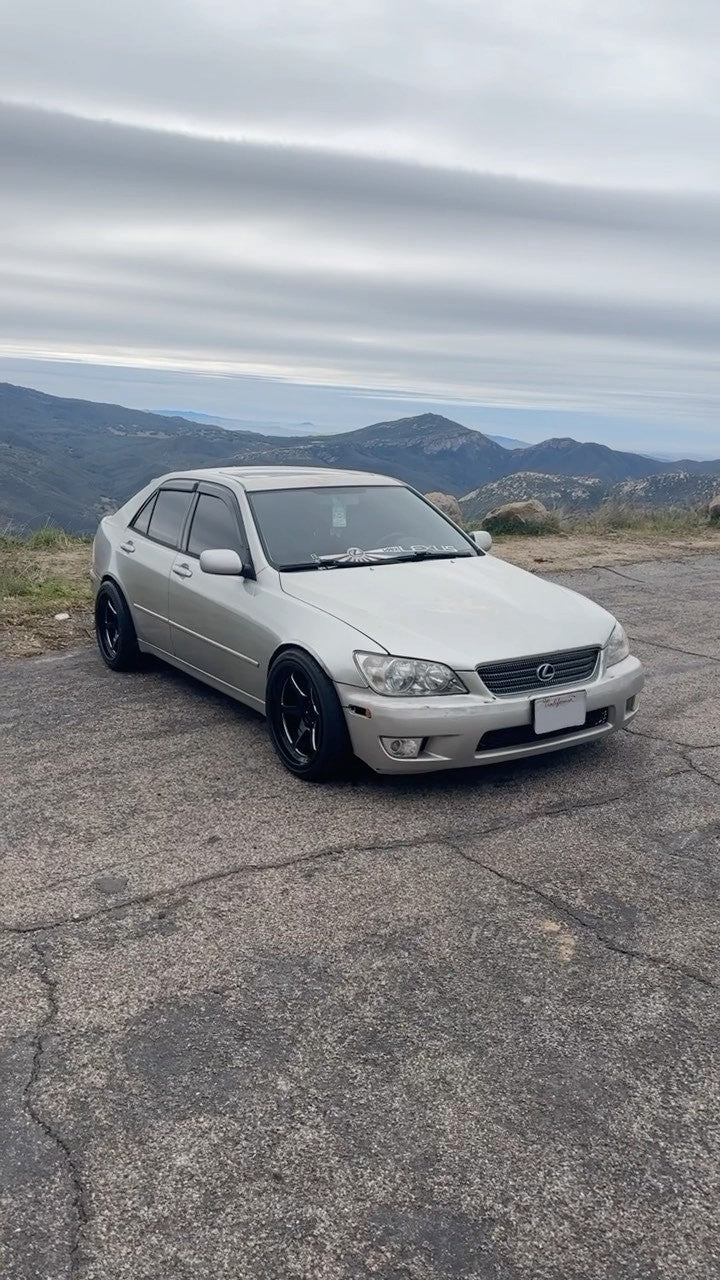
[0,391,512,530]
[459,469,720,521]
[461,473,609,520]
[509,437,662,482]
[2,382,719,532]
[509,436,719,481]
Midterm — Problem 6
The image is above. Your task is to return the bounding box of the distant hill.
[156,410,320,437]
[509,436,719,481]
[613,472,720,506]
[487,434,528,450]
[461,473,609,520]
[459,469,720,521]
[1,382,718,532]
[509,437,665,482]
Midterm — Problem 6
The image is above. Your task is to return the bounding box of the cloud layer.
[2,1,720,444]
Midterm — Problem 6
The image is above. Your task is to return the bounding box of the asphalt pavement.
[1,555,719,1280]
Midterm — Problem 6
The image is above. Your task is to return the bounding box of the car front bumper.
[338,655,644,774]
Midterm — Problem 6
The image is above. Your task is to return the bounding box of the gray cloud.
[1,1,720,447]
[4,102,720,243]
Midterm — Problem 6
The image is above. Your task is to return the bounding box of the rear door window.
[147,489,194,549]
[131,493,157,536]
[187,493,241,557]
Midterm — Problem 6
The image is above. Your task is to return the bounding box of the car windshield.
[248,484,476,570]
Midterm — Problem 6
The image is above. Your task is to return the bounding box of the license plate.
[534,689,587,735]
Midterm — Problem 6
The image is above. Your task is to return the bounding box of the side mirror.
[470,530,492,552]
[199,548,245,576]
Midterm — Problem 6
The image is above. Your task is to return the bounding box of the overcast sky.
[2,0,720,451]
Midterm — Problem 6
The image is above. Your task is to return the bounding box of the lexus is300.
[92,467,643,780]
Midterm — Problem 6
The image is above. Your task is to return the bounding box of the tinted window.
[147,489,193,548]
[131,493,156,536]
[188,493,241,556]
[248,485,474,568]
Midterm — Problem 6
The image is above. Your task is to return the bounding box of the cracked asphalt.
[1,555,719,1280]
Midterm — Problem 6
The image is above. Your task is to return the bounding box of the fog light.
[626,695,638,713]
[381,736,424,759]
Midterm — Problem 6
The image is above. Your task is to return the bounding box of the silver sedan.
[92,466,643,780]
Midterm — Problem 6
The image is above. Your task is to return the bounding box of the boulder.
[425,491,463,523]
[709,493,720,521]
[483,499,554,534]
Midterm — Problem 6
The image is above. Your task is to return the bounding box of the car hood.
[280,555,616,668]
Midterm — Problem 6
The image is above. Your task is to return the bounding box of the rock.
[709,494,720,521]
[483,499,554,534]
[424,491,463,523]
[54,612,70,621]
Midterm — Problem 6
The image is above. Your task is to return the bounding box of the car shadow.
[136,651,617,796]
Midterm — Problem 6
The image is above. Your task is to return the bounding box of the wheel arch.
[266,641,335,689]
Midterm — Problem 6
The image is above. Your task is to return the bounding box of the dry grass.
[0,534,93,658]
[478,501,715,538]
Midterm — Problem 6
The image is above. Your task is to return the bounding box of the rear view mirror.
[199,548,244,576]
[471,530,492,552]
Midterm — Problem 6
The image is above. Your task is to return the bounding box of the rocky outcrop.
[614,473,720,507]
[424,491,463,522]
[460,470,720,522]
[709,493,720,521]
[482,499,556,534]
[460,471,606,521]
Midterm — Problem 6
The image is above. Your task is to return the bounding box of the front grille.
[477,645,600,697]
[477,707,610,752]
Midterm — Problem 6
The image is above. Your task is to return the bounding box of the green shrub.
[0,525,90,549]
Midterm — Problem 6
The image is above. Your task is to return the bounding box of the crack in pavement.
[626,725,720,752]
[629,636,720,663]
[683,754,720,791]
[449,845,718,992]
[21,940,89,1277]
[623,727,720,791]
[0,766,695,938]
[589,565,648,584]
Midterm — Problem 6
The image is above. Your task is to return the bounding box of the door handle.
[119,540,135,553]
[172,563,193,579]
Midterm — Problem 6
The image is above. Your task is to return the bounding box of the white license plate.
[534,689,587,735]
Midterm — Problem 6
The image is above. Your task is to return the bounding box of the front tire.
[95,581,140,671]
[266,649,353,781]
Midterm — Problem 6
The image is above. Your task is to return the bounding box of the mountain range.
[0,382,718,532]
[157,410,530,452]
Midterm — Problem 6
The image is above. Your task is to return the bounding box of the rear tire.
[266,649,353,781]
[95,580,140,671]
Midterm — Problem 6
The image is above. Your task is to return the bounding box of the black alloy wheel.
[266,649,353,781]
[95,581,140,671]
[279,668,322,763]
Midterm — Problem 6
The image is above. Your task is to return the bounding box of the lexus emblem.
[536,662,556,682]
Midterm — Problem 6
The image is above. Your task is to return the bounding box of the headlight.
[605,622,630,667]
[354,652,468,696]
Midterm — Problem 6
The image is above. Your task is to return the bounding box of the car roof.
[161,466,403,492]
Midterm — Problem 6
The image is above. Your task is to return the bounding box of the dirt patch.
[2,531,719,659]
[493,530,720,573]
[0,543,94,659]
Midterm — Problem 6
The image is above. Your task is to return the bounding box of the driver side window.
[187,493,241,557]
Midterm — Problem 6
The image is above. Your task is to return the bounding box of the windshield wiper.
[278,548,474,571]
[395,549,473,562]
[277,561,339,571]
